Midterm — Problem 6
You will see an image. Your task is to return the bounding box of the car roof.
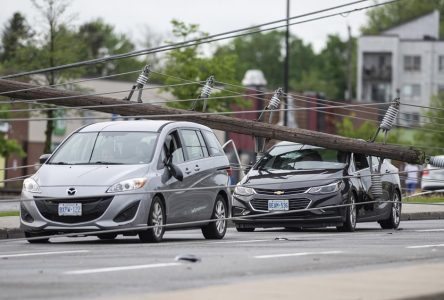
[274,141,322,150]
[78,120,212,133]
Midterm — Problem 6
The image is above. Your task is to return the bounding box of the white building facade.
[357,10,444,126]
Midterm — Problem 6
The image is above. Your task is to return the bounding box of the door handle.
[385,170,390,174]
[185,168,192,175]
[194,167,200,171]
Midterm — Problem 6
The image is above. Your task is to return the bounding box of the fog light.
[20,203,34,223]
[113,201,140,223]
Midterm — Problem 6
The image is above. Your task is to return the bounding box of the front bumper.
[20,189,152,234]
[232,190,348,228]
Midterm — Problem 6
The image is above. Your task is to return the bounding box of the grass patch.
[0,211,19,217]
[404,196,444,204]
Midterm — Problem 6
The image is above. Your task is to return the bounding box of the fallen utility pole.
[0,79,425,164]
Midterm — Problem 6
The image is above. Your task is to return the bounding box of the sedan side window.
[181,129,209,161]
[354,153,369,170]
[164,131,185,164]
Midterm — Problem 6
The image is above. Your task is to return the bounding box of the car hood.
[241,168,344,190]
[33,164,150,187]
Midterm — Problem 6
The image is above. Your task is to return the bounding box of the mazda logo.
[67,187,76,196]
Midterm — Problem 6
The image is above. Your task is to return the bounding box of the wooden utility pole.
[0,79,425,164]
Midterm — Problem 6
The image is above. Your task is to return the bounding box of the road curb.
[0,228,24,240]
[401,212,444,221]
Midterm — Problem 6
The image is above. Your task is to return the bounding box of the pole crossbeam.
[0,79,425,164]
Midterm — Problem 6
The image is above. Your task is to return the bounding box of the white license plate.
[268,200,289,211]
[58,203,82,216]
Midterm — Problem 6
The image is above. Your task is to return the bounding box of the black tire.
[97,233,118,240]
[25,231,50,244]
[336,192,357,232]
[202,194,227,239]
[379,191,401,229]
[139,196,165,243]
[236,226,255,232]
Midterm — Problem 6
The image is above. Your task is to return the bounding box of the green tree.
[163,20,245,112]
[0,12,33,66]
[416,94,444,155]
[336,115,413,145]
[77,19,144,79]
[0,105,25,159]
[361,0,444,38]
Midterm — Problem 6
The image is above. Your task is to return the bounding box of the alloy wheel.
[215,200,226,234]
[152,202,164,237]
[392,192,401,226]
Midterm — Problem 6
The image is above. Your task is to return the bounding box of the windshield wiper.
[49,161,73,165]
[89,161,124,165]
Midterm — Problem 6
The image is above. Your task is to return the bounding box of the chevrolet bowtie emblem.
[274,191,285,195]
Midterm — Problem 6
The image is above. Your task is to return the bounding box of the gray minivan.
[21,120,231,243]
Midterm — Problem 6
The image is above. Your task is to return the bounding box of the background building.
[357,10,443,126]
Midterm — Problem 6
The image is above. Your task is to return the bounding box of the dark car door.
[352,153,378,220]
[368,156,393,218]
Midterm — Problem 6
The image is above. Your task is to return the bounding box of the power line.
[0,0,399,79]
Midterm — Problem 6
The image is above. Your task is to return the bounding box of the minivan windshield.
[256,144,347,171]
[48,131,158,165]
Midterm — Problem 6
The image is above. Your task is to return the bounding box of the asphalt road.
[1,220,444,300]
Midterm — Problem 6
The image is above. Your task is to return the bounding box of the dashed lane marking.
[253,250,343,259]
[64,262,182,275]
[0,250,89,258]
[406,244,444,249]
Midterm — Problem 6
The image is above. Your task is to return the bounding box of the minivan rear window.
[48,131,158,165]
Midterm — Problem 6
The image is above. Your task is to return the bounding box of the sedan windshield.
[256,144,347,171]
[48,131,158,165]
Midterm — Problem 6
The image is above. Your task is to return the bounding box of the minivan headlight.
[307,181,342,194]
[23,178,41,193]
[107,178,147,193]
[234,185,255,196]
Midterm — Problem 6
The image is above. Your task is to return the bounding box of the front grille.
[34,196,113,224]
[250,198,311,212]
[255,187,308,195]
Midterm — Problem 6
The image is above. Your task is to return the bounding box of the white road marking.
[64,262,182,275]
[254,250,343,259]
[406,244,444,249]
[415,229,444,232]
[211,239,268,244]
[0,250,89,259]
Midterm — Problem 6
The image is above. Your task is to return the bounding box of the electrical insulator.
[371,173,383,199]
[190,75,214,112]
[379,98,400,132]
[267,88,282,110]
[124,65,151,103]
[429,156,444,168]
[370,97,400,143]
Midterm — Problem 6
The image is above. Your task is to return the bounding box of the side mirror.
[39,154,51,164]
[165,157,183,181]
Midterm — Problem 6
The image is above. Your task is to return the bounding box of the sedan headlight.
[307,181,342,194]
[234,185,255,196]
[23,178,41,193]
[107,178,147,193]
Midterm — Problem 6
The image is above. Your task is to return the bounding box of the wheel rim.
[215,200,226,234]
[392,193,401,225]
[152,202,163,237]
[350,194,356,227]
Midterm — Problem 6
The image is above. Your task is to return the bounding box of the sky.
[0,0,371,53]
